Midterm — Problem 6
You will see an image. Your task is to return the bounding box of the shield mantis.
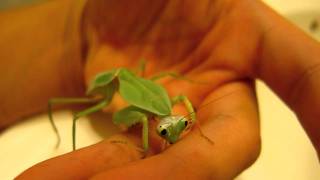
[48,67,198,151]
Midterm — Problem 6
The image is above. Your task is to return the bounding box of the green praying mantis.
[48,67,198,151]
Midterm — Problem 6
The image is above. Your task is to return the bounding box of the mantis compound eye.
[161,129,167,136]
[184,121,188,127]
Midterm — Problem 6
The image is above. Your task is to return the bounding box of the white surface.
[1,1,320,180]
[0,111,119,179]
[263,0,320,14]
[238,82,320,180]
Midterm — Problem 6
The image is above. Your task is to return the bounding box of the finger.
[90,81,260,179]
[16,134,144,180]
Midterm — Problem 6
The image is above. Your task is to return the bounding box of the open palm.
[82,0,261,179]
[19,0,263,179]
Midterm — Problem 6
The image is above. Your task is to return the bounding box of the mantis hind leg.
[150,72,207,85]
[72,100,108,151]
[48,98,100,148]
[136,59,146,77]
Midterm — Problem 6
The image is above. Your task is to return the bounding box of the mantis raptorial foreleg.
[171,95,196,123]
[112,105,150,151]
[110,115,149,152]
[171,95,213,144]
[72,100,109,150]
[48,98,100,147]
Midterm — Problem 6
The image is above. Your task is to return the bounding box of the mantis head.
[156,115,189,144]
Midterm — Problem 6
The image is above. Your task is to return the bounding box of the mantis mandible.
[48,67,197,151]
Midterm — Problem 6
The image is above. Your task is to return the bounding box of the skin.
[0,0,319,179]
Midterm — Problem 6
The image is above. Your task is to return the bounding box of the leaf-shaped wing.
[113,106,147,127]
[103,82,117,104]
[86,69,117,95]
[118,69,172,116]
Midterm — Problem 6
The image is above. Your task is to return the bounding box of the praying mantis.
[48,67,198,151]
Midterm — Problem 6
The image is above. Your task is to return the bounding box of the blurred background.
[0,0,47,10]
[0,0,319,180]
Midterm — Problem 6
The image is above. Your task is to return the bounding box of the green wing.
[118,69,171,116]
[113,106,148,127]
[86,69,118,96]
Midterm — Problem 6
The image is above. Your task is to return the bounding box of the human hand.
[17,0,320,179]
[81,1,261,178]
[17,0,262,179]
